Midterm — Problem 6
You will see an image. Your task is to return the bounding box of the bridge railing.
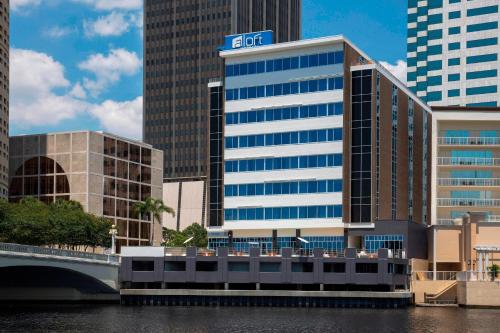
[0,242,119,264]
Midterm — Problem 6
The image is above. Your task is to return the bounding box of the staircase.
[423,281,458,305]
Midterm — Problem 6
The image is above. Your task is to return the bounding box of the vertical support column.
[478,252,483,280]
[433,227,437,281]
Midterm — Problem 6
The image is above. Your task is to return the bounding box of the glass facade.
[350,70,372,223]
[208,84,224,227]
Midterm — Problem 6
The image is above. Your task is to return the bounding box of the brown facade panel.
[378,75,394,221]
[396,89,409,221]
[412,103,424,225]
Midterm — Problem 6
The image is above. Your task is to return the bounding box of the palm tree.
[134,198,175,245]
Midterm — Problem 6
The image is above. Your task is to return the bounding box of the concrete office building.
[208,35,431,259]
[0,0,8,198]
[9,131,163,252]
[407,0,500,106]
[144,0,301,230]
[143,0,301,179]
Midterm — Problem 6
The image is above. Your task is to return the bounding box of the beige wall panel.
[70,173,87,194]
[89,132,103,152]
[71,152,87,173]
[23,136,39,156]
[70,193,87,210]
[88,174,103,195]
[55,134,71,153]
[89,153,103,175]
[178,180,205,230]
[56,154,71,174]
[10,137,22,157]
[475,225,500,246]
[88,194,103,216]
[71,132,88,152]
[435,229,462,263]
[162,182,180,230]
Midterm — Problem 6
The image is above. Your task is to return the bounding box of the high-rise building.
[407,0,500,106]
[0,0,8,198]
[208,35,430,258]
[143,0,301,180]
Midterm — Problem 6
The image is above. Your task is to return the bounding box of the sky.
[10,0,408,140]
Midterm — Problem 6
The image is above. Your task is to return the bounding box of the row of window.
[224,205,343,221]
[224,179,343,197]
[409,19,498,34]
[407,37,498,54]
[208,236,345,252]
[225,77,344,101]
[225,103,343,126]
[225,50,344,77]
[225,128,343,149]
[417,85,498,102]
[408,4,498,20]
[225,154,343,173]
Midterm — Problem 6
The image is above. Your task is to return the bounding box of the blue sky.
[10,0,408,139]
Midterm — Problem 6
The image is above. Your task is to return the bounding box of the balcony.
[438,137,500,146]
[437,198,500,207]
[438,157,500,167]
[438,178,500,187]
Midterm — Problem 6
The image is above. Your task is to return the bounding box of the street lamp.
[109,224,118,255]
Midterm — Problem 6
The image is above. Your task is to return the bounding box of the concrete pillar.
[433,227,437,281]
[224,283,229,290]
[478,252,483,279]
[486,253,490,274]
[256,283,261,291]
[320,284,324,291]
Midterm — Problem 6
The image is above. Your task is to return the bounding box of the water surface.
[0,305,499,332]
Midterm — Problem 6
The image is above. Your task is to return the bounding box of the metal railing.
[436,218,461,226]
[457,271,500,281]
[323,250,345,258]
[437,198,500,207]
[165,247,187,256]
[438,137,500,146]
[485,215,500,222]
[412,271,458,281]
[438,178,500,187]
[0,242,119,263]
[438,157,500,167]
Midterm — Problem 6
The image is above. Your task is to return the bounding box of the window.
[132,261,154,271]
[448,58,460,66]
[466,54,497,64]
[467,21,498,33]
[292,262,313,272]
[324,263,346,273]
[260,262,281,272]
[467,5,498,17]
[228,262,250,272]
[355,263,378,273]
[164,261,186,271]
[467,38,498,49]
[466,85,497,96]
[196,261,218,272]
[466,70,497,80]
[448,73,460,82]
[448,11,461,19]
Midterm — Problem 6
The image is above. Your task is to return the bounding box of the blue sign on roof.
[222,31,273,51]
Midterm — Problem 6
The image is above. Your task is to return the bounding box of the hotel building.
[407,0,500,106]
[8,131,163,252]
[144,0,301,230]
[208,35,431,258]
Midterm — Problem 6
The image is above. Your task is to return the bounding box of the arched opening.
[0,265,117,295]
[9,157,70,203]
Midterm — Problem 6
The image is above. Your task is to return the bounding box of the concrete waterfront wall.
[458,281,500,307]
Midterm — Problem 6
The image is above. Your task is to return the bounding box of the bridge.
[0,242,120,301]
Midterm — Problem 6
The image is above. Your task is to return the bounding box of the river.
[0,305,499,332]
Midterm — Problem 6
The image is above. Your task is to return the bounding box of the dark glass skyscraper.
[0,0,8,199]
[143,0,302,180]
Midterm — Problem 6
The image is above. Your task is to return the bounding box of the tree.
[162,223,208,248]
[134,198,175,245]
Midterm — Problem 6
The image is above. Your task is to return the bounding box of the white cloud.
[10,0,41,11]
[44,25,76,38]
[89,96,143,139]
[380,60,407,84]
[72,0,142,11]
[78,48,141,97]
[83,11,131,37]
[11,48,143,139]
[10,48,88,126]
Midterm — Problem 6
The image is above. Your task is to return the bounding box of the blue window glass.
[427,45,442,55]
[427,60,442,71]
[290,57,299,69]
[428,75,442,86]
[300,55,308,68]
[449,11,461,19]
[467,21,498,33]
[448,58,460,66]
[266,60,274,72]
[448,89,460,97]
[428,14,443,24]
[448,73,460,82]
[309,54,319,67]
[466,70,498,80]
[467,5,498,17]
[466,53,497,64]
[448,26,460,35]
[428,29,443,40]
[467,38,498,49]
[448,42,460,51]
[427,91,442,102]
[466,85,497,96]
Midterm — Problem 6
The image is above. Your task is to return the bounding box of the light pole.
[109,224,118,255]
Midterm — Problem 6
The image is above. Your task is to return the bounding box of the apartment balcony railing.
[437,198,500,207]
[436,218,462,226]
[481,215,500,222]
[438,137,500,146]
[438,178,500,187]
[438,157,500,167]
